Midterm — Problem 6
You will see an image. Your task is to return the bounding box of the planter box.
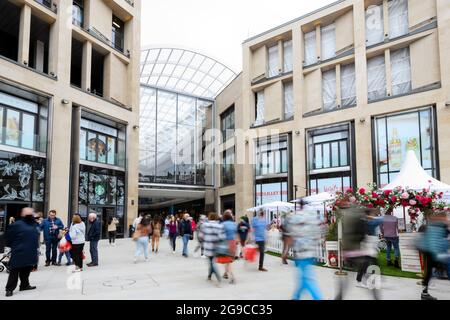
[399,233,421,273]
[325,241,338,267]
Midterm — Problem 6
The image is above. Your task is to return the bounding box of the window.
[72,0,84,27]
[307,123,352,195]
[321,23,336,61]
[0,105,37,150]
[267,45,279,78]
[390,47,411,95]
[255,91,264,125]
[112,15,125,52]
[80,119,118,166]
[255,180,288,206]
[283,81,294,119]
[70,38,83,88]
[29,15,50,74]
[366,4,384,46]
[367,54,386,101]
[283,40,293,72]
[304,30,317,66]
[388,0,408,39]
[220,105,235,142]
[341,63,356,107]
[374,107,436,187]
[0,0,21,62]
[222,147,235,186]
[322,68,336,111]
[91,48,105,97]
[256,135,288,177]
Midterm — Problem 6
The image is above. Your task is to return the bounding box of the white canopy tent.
[382,150,450,191]
[291,192,335,222]
[246,201,295,224]
[381,150,450,229]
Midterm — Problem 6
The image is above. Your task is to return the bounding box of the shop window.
[390,47,411,96]
[373,107,436,187]
[304,30,317,66]
[0,104,37,151]
[366,4,384,46]
[367,54,386,102]
[309,174,351,195]
[70,38,83,88]
[0,0,20,62]
[255,180,288,206]
[80,119,119,166]
[220,105,235,142]
[283,40,293,73]
[321,23,336,61]
[29,15,50,74]
[340,63,356,107]
[322,68,336,111]
[267,45,279,78]
[222,147,235,186]
[283,81,293,119]
[255,91,264,125]
[256,135,288,177]
[388,0,408,39]
[112,15,125,52]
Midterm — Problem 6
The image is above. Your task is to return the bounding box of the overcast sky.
[141,0,336,72]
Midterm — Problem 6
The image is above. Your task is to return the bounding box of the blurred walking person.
[133,217,152,263]
[416,211,449,300]
[220,210,237,283]
[69,214,86,273]
[198,212,226,285]
[237,216,250,258]
[5,207,39,297]
[194,215,207,258]
[151,216,161,253]
[56,228,72,266]
[280,211,293,265]
[287,199,323,300]
[252,209,269,271]
[168,215,178,253]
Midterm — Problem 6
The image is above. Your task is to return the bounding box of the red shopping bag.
[243,244,258,263]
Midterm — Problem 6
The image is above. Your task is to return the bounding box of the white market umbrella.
[382,150,450,191]
[294,192,336,204]
[246,201,295,212]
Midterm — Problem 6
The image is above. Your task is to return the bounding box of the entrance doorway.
[2,203,28,232]
[89,206,116,239]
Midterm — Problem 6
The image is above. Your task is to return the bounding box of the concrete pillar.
[70,106,81,217]
[336,64,341,108]
[103,53,112,99]
[82,41,92,91]
[315,25,321,61]
[383,0,389,39]
[18,4,31,66]
[385,49,392,97]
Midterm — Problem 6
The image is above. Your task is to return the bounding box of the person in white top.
[69,213,86,272]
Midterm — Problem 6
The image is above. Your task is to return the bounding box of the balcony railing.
[0,128,46,154]
[34,0,57,13]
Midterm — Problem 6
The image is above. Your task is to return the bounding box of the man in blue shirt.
[252,210,268,271]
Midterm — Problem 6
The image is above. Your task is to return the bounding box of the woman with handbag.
[198,212,226,286]
[69,214,86,273]
[133,217,152,263]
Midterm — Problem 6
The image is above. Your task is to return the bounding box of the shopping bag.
[243,244,258,263]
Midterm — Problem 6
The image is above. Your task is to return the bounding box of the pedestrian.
[56,228,72,266]
[69,213,86,273]
[133,216,152,263]
[194,215,207,258]
[220,210,237,284]
[380,208,400,268]
[280,212,293,265]
[252,209,269,271]
[287,199,323,300]
[164,215,170,238]
[416,211,449,300]
[237,216,250,258]
[198,212,226,285]
[87,213,101,267]
[180,213,193,257]
[132,213,144,236]
[168,215,178,253]
[151,216,161,253]
[40,210,64,266]
[4,207,39,297]
[107,216,119,246]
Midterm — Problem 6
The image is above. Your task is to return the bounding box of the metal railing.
[124,0,134,7]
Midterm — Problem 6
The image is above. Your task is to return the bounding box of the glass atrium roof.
[140,46,237,99]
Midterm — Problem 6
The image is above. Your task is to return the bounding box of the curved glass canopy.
[140,47,237,99]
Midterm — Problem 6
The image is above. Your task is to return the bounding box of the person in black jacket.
[87,213,101,267]
[5,207,39,297]
[180,213,193,257]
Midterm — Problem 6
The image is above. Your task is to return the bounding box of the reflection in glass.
[87,132,97,161]
[6,109,20,147]
[97,135,107,163]
[107,136,116,165]
[80,129,86,160]
[22,114,35,149]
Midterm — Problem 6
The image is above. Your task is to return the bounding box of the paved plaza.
[1,238,449,300]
